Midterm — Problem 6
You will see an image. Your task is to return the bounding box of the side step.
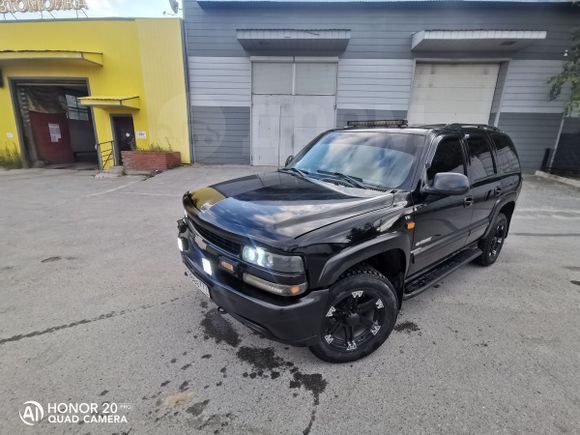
[403,248,482,300]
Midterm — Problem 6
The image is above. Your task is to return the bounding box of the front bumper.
[178,222,329,346]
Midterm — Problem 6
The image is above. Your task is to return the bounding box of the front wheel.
[475,212,508,266]
[309,265,398,363]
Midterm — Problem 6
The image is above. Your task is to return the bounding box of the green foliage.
[0,143,22,169]
[136,141,173,152]
[549,28,580,115]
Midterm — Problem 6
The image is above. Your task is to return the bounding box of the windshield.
[288,131,425,189]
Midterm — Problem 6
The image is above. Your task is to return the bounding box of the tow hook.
[217,307,227,314]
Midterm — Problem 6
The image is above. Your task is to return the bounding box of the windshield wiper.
[279,167,310,178]
[316,170,366,189]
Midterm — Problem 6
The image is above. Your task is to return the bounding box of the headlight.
[242,245,304,273]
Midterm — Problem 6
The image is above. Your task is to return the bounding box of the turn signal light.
[406,222,416,230]
[220,260,235,273]
[242,273,307,297]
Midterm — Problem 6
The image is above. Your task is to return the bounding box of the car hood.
[184,172,395,244]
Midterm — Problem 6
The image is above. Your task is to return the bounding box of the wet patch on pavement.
[570,280,580,287]
[235,345,327,435]
[200,309,241,347]
[185,399,210,417]
[394,320,421,333]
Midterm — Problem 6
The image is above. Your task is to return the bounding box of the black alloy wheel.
[309,265,398,363]
[475,212,509,266]
[322,290,386,352]
[489,221,507,259]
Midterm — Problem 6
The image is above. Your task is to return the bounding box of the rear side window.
[465,134,496,181]
[427,138,465,182]
[491,133,520,174]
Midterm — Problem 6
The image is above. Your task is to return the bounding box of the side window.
[427,138,465,182]
[465,134,496,181]
[491,133,521,174]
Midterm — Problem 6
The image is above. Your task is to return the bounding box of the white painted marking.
[87,179,142,197]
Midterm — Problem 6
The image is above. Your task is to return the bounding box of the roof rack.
[346,119,408,128]
[444,123,499,131]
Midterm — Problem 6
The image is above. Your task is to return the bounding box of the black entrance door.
[111,115,135,165]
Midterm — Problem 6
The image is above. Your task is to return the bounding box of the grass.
[136,139,174,153]
[0,144,22,169]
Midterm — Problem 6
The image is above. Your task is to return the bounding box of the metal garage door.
[408,63,500,125]
[252,60,337,166]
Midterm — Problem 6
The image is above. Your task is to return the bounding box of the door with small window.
[409,135,473,276]
[463,130,500,244]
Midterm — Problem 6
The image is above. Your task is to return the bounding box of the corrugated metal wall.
[552,117,580,172]
[498,113,563,171]
[184,0,579,170]
[191,106,251,164]
[183,1,578,60]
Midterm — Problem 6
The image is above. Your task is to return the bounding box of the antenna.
[169,0,179,14]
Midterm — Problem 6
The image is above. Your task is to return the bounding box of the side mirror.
[423,172,469,196]
[285,155,294,166]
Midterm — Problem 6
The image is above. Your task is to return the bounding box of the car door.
[409,134,473,276]
[462,129,501,244]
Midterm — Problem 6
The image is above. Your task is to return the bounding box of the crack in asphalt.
[0,295,190,346]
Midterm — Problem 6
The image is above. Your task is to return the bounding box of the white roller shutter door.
[408,63,500,125]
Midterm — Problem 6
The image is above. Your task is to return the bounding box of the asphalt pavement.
[0,166,579,434]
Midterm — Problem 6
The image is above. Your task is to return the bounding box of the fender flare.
[317,232,411,289]
[482,193,518,240]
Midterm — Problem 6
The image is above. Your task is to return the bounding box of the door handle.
[494,186,503,196]
[464,196,474,207]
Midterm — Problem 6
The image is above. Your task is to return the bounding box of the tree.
[549,25,580,115]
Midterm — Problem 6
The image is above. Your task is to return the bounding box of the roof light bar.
[346,119,408,128]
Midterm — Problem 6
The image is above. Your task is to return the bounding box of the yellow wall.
[0,18,190,168]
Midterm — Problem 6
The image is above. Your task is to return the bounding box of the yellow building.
[0,18,189,169]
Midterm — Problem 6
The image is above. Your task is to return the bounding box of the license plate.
[186,270,210,298]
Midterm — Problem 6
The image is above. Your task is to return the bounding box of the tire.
[475,212,508,266]
[309,264,399,363]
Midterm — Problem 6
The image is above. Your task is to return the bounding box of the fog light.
[202,258,213,276]
[178,238,185,252]
[242,273,307,296]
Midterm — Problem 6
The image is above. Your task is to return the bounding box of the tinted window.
[290,131,425,189]
[427,138,465,181]
[466,134,496,181]
[491,133,520,174]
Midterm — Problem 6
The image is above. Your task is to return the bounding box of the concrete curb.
[535,170,580,189]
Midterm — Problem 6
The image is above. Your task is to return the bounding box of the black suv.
[177,120,521,362]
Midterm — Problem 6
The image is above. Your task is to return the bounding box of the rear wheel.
[309,265,398,363]
[475,213,508,266]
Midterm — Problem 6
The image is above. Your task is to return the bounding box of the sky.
[1,0,181,20]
